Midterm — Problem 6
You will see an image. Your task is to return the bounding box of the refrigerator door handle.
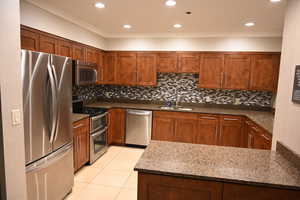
[47,61,58,144]
[26,143,73,173]
[50,62,60,142]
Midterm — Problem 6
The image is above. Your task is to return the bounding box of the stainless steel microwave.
[73,60,98,85]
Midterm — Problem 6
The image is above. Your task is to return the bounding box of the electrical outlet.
[11,109,21,126]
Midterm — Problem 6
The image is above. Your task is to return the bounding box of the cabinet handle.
[252,126,259,132]
[248,134,254,148]
[223,118,239,121]
[200,116,216,120]
[74,124,84,129]
[262,134,271,141]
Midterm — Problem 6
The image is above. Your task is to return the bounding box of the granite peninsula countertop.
[72,113,89,123]
[134,141,300,190]
[87,102,274,133]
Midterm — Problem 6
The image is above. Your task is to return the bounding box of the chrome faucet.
[175,95,182,108]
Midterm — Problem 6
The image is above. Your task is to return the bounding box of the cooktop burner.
[73,100,107,117]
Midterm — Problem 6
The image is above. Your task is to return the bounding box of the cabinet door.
[157,53,178,73]
[250,54,280,91]
[178,53,200,73]
[223,54,251,90]
[152,112,175,142]
[199,54,224,89]
[57,39,73,58]
[108,109,126,145]
[72,43,85,61]
[219,116,244,147]
[244,120,256,148]
[116,53,137,85]
[174,113,198,144]
[21,27,39,51]
[196,115,219,145]
[97,50,104,84]
[255,132,272,150]
[137,53,157,86]
[39,34,58,54]
[103,52,117,84]
[85,47,98,64]
[73,119,89,172]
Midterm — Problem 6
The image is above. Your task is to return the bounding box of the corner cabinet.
[73,118,90,172]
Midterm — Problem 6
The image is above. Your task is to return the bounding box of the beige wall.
[20,0,107,49]
[106,37,282,52]
[0,0,27,199]
[273,0,300,153]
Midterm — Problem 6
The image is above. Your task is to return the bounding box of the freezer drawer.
[26,143,74,200]
[125,110,152,146]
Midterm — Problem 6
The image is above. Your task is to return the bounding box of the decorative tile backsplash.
[73,73,273,107]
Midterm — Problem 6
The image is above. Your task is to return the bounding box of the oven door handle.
[92,127,108,137]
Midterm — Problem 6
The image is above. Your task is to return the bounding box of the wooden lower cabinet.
[73,118,90,172]
[152,113,175,142]
[138,173,223,200]
[138,173,300,200]
[174,113,198,144]
[223,183,300,200]
[219,116,244,148]
[108,109,126,145]
[196,114,219,145]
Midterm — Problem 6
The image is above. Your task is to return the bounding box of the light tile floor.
[65,146,144,200]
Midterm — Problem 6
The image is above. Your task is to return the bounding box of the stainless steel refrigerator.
[21,50,74,200]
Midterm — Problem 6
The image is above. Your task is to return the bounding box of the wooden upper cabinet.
[72,43,85,61]
[199,53,224,89]
[116,52,137,85]
[96,50,104,84]
[219,115,244,148]
[196,114,220,145]
[103,52,117,84]
[39,34,58,54]
[57,39,73,58]
[177,53,200,73]
[137,53,157,86]
[223,54,251,90]
[174,113,198,144]
[21,27,39,51]
[157,53,178,73]
[250,54,280,92]
[108,109,126,145]
[85,47,98,64]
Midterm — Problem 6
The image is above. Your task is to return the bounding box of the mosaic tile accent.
[73,73,273,107]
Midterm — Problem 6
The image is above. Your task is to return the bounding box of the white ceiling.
[26,0,287,38]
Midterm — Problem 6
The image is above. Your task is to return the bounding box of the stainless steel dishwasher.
[125,109,152,146]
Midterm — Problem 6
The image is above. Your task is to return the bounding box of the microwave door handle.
[93,69,98,82]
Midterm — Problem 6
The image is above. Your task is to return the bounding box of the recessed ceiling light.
[94,2,105,8]
[165,0,176,7]
[123,24,132,29]
[270,0,281,3]
[244,22,255,27]
[173,24,182,28]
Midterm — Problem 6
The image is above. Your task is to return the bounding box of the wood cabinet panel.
[97,50,104,84]
[196,114,220,145]
[174,113,198,144]
[73,118,89,172]
[57,39,73,57]
[108,109,126,145]
[116,53,137,85]
[250,54,280,91]
[39,34,58,54]
[223,183,300,200]
[223,55,251,90]
[72,43,85,61]
[177,53,200,73]
[199,53,224,89]
[157,53,178,73]
[85,47,98,64]
[138,173,223,200]
[137,53,157,86]
[219,116,244,148]
[152,115,175,142]
[21,28,39,51]
[103,52,117,84]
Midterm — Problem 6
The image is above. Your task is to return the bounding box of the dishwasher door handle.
[127,110,152,116]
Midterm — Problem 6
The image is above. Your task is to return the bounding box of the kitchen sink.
[158,106,193,111]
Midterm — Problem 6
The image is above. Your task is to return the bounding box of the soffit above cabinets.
[25,0,286,38]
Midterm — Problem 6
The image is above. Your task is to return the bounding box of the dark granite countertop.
[87,102,274,134]
[134,141,300,190]
[72,113,89,123]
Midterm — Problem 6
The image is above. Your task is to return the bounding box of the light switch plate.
[11,109,21,126]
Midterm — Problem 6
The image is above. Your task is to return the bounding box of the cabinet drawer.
[73,118,89,132]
